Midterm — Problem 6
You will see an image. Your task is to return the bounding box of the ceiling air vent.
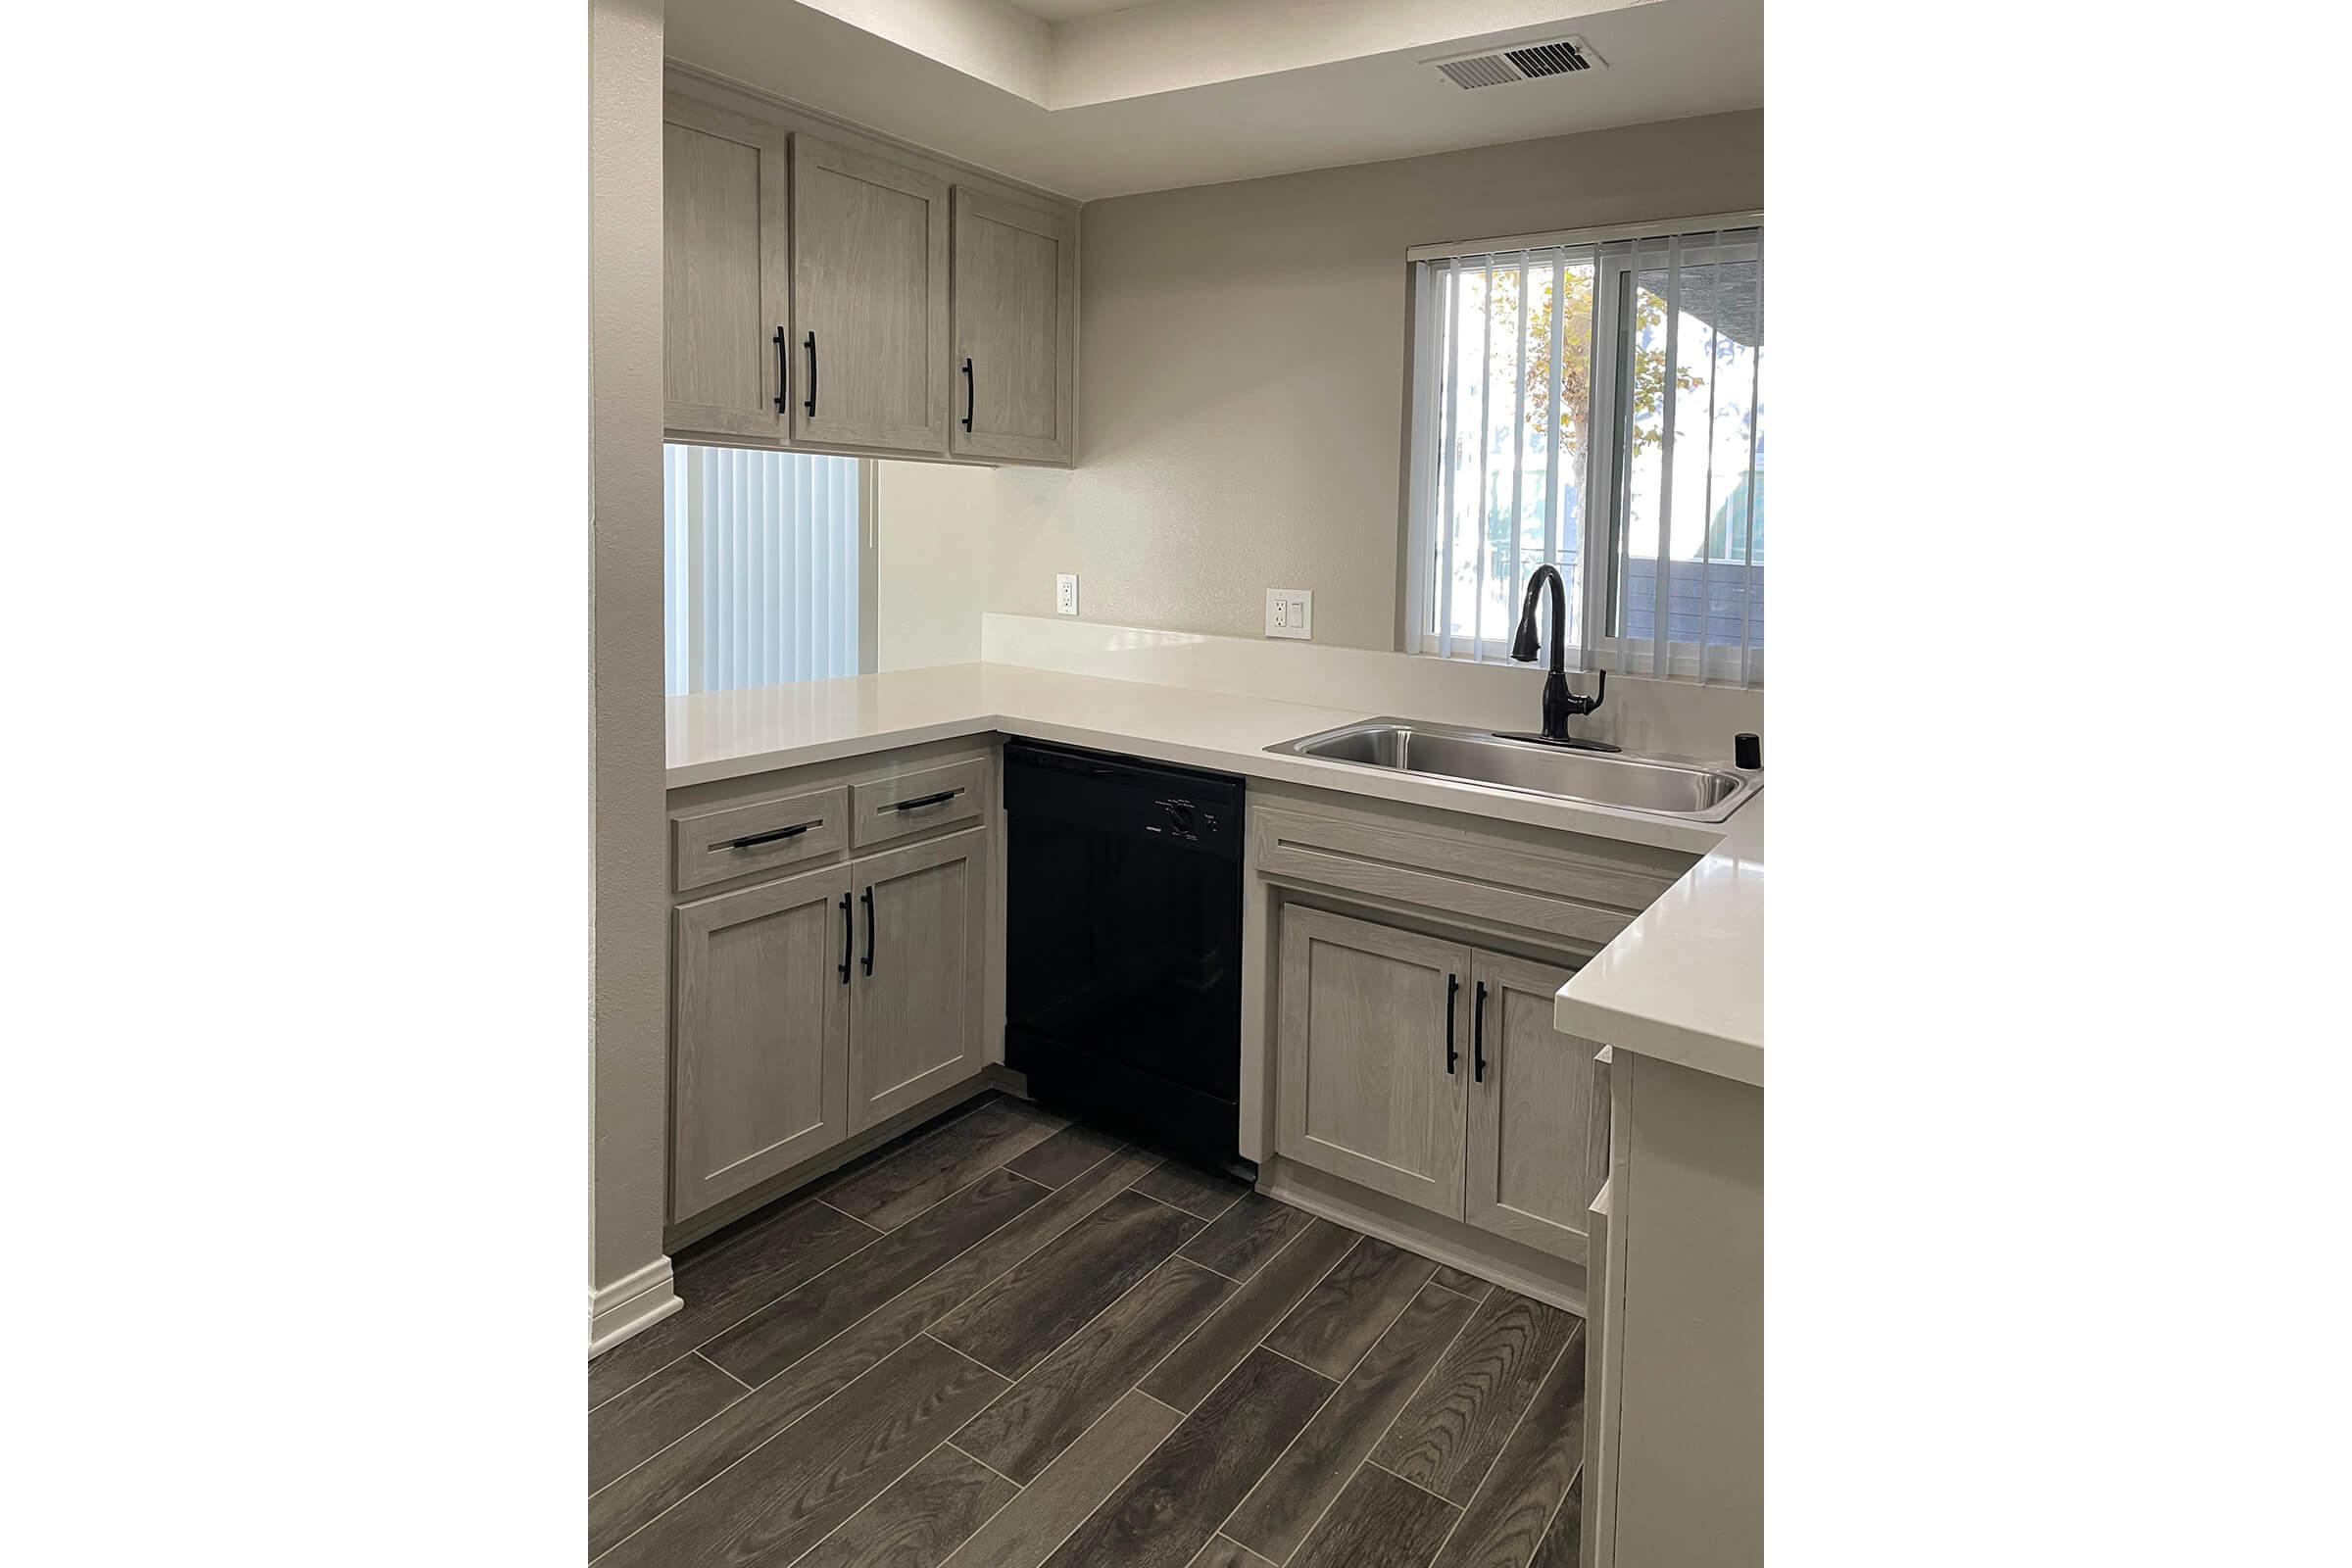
[1428,35,1606,90]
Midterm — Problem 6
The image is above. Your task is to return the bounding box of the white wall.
[875,461,994,670]
[882,112,1763,654]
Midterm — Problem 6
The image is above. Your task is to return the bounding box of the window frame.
[1400,211,1764,686]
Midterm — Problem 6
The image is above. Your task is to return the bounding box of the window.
[1403,214,1764,685]
[662,445,872,696]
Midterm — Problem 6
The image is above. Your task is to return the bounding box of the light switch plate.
[1055,573,1079,616]
[1265,588,1312,640]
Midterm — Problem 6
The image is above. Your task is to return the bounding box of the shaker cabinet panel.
[1463,952,1600,1261]
[1274,906,1470,1216]
[672,863,853,1218]
[950,189,1074,465]
[848,830,989,1132]
[662,104,790,442]
[789,134,951,455]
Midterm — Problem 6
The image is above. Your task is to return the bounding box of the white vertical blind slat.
[1472,257,1494,662]
[1696,228,1721,685]
[1438,263,1460,660]
[1505,254,1529,648]
[1543,251,1565,657]
[1652,235,1682,679]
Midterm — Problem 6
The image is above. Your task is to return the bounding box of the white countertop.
[668,662,1763,1085]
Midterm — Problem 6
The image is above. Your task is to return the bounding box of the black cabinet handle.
[860,885,875,976]
[960,358,974,432]
[1445,974,1459,1075]
[712,820,813,852]
[804,332,817,417]
[772,326,788,413]
[838,892,852,984]
[891,789,960,813]
[1473,981,1489,1083]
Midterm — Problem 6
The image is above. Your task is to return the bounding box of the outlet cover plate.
[1055,573,1079,616]
[1265,588,1312,640]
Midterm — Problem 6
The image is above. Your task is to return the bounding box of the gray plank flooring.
[588,1099,1588,1568]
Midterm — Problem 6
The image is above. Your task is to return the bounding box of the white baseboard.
[589,1255,682,1357]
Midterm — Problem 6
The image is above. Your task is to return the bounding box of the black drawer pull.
[1473,980,1489,1083]
[891,789,961,813]
[1445,973,1459,1075]
[860,885,875,976]
[804,332,817,417]
[961,358,975,432]
[838,892,852,984]
[713,820,815,852]
[772,326,788,413]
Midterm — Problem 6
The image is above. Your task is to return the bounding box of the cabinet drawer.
[672,784,848,893]
[1252,800,1690,949]
[850,757,989,850]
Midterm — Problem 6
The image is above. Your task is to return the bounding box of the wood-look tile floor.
[589,1094,1588,1568]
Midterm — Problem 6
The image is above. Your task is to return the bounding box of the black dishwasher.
[1004,739,1247,1171]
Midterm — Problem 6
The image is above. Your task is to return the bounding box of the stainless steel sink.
[1268,718,1760,822]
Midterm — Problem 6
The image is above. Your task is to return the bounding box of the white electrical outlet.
[1055,573,1079,616]
[1265,588,1313,640]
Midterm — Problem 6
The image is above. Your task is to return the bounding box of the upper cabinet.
[951,190,1076,465]
[662,74,1077,467]
[790,136,951,455]
[662,101,790,444]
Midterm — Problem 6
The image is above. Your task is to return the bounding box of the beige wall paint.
[876,461,993,670]
[590,0,677,1344]
[938,112,1764,651]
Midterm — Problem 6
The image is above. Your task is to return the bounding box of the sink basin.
[1268,718,1759,822]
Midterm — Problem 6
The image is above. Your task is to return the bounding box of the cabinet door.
[950,189,1074,465]
[1463,951,1604,1261]
[848,830,987,1132]
[790,135,950,454]
[672,863,853,1221]
[1275,906,1471,1215]
[662,100,790,442]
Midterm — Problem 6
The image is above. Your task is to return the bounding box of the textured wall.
[952,112,1764,651]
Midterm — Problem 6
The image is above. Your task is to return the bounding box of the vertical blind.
[1406,215,1764,685]
[662,445,862,696]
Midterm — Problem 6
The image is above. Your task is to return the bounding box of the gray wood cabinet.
[847,829,989,1132]
[1273,906,1607,1262]
[667,746,998,1227]
[672,862,853,1217]
[1275,906,1470,1214]
[950,189,1075,465]
[789,135,951,455]
[662,99,791,445]
[1462,952,1605,1261]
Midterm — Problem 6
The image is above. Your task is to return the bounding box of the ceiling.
[666,0,1763,202]
[1001,0,1153,20]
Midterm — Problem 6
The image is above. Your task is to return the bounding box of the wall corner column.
[589,0,677,1353]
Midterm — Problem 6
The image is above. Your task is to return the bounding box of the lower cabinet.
[672,863,854,1218]
[1275,907,1470,1214]
[846,831,988,1132]
[672,825,990,1221]
[1463,952,1608,1257]
[1274,906,1606,1262]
